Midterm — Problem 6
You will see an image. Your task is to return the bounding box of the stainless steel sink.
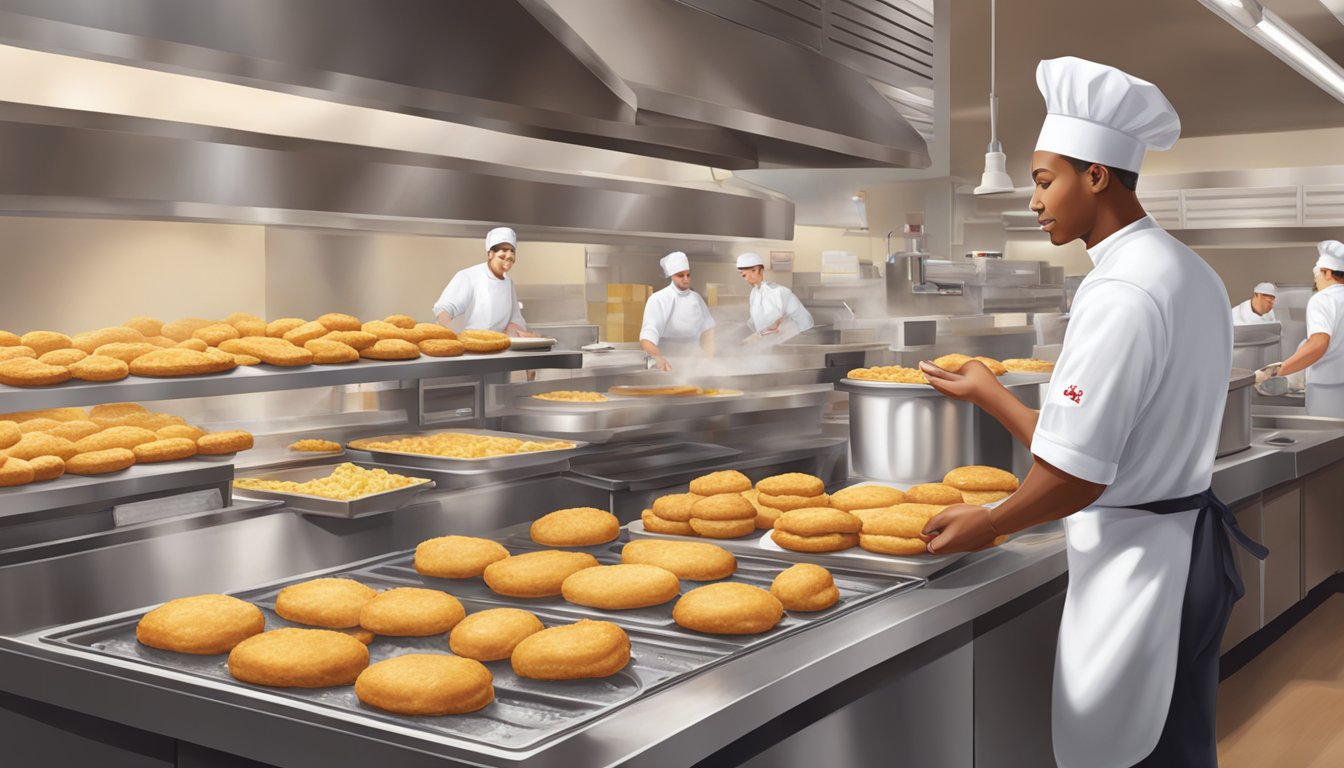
[1249,411,1344,476]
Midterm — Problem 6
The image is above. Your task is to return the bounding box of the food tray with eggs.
[230,463,435,518]
[344,428,588,471]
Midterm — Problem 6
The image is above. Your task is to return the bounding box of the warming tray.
[231,463,435,518]
[38,534,922,753]
[346,428,588,471]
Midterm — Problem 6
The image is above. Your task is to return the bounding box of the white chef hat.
[735,252,765,269]
[485,226,517,251]
[660,251,690,277]
[1253,282,1278,296]
[1317,240,1344,272]
[1034,56,1181,173]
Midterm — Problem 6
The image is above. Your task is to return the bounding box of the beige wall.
[1194,246,1319,306]
[1147,127,1344,176]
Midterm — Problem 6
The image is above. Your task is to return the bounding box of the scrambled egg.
[847,366,930,384]
[532,391,608,402]
[351,432,575,458]
[234,462,425,500]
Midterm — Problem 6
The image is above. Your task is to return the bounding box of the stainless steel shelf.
[0,459,234,520]
[0,350,583,411]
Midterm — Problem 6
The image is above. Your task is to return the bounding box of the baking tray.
[839,371,1050,391]
[40,536,921,753]
[346,428,588,471]
[231,463,435,518]
[508,337,558,351]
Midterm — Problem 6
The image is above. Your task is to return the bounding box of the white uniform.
[1230,299,1275,325]
[1031,217,1232,768]
[748,281,814,341]
[431,262,526,333]
[1304,284,1344,416]
[640,283,715,355]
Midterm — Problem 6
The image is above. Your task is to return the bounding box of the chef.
[1230,282,1278,324]
[736,252,814,346]
[1267,241,1344,416]
[916,57,1265,768]
[432,227,538,337]
[639,251,715,372]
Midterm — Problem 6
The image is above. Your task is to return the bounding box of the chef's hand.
[1255,363,1282,385]
[920,359,1003,407]
[653,356,672,372]
[921,504,1001,553]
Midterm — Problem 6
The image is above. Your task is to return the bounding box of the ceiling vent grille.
[823,0,934,87]
[1304,184,1344,225]
[1181,186,1300,228]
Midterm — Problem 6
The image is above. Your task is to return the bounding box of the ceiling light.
[1196,0,1344,104]
[974,0,1014,196]
[1198,0,1263,29]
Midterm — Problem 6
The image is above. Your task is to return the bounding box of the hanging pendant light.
[974,0,1016,196]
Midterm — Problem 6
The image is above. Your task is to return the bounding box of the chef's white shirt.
[748,281,814,334]
[639,283,715,346]
[1031,216,1232,506]
[1230,299,1276,325]
[1305,284,1344,385]
[431,262,526,332]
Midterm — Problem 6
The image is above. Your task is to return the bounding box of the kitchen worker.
[432,226,539,337]
[736,252,814,346]
[639,251,715,372]
[1230,281,1278,324]
[917,57,1265,768]
[1265,241,1344,416]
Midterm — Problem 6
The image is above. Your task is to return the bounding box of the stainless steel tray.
[507,336,558,351]
[346,428,588,471]
[39,535,922,753]
[231,463,435,518]
[838,371,1050,392]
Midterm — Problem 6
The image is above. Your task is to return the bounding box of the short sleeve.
[1307,293,1336,339]
[432,270,473,318]
[639,296,664,345]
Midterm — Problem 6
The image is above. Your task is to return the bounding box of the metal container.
[1218,369,1255,458]
[1232,323,1282,374]
[231,463,435,518]
[837,378,976,484]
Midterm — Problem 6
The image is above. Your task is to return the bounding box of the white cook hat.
[735,252,765,269]
[660,251,690,277]
[1253,282,1278,296]
[1317,240,1344,272]
[1034,56,1181,173]
[485,226,517,251]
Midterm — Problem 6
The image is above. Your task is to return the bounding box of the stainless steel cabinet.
[1262,484,1302,623]
[1303,462,1344,591]
[1222,498,1263,652]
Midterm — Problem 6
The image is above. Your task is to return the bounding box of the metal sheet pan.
[346,428,588,471]
[508,337,558,351]
[231,463,435,518]
[838,371,1050,392]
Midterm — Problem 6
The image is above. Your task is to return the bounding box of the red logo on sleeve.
[1063,385,1084,404]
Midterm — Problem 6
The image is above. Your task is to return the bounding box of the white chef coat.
[1030,216,1232,768]
[639,283,715,348]
[748,281,814,336]
[1230,299,1275,325]
[1304,284,1344,386]
[431,262,526,333]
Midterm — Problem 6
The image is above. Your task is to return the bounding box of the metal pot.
[1218,369,1254,458]
[1232,323,1282,374]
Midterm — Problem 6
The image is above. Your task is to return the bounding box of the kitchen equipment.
[231,463,435,519]
[1218,368,1255,458]
[1232,323,1282,373]
[346,428,587,471]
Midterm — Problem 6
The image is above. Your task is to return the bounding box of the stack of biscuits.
[770,507,863,553]
[748,473,828,529]
[687,470,757,538]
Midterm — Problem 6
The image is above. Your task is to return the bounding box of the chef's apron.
[1305,381,1344,417]
[1054,490,1267,768]
[646,293,707,366]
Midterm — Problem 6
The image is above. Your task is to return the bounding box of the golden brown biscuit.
[674,583,783,634]
[0,346,36,362]
[974,356,1008,376]
[2,407,88,423]
[742,488,782,529]
[0,420,19,450]
[943,465,1019,492]
[320,331,378,351]
[129,348,236,377]
[219,337,313,367]
[690,493,757,521]
[961,490,1012,505]
[0,331,18,346]
[483,550,599,598]
[317,313,363,332]
[858,534,929,556]
[231,318,268,338]
[274,578,377,629]
[38,348,87,367]
[197,431,254,455]
[225,312,263,326]
[530,507,620,546]
[123,413,187,431]
[360,320,418,342]
[355,654,493,715]
[620,539,736,581]
[414,535,511,579]
[266,318,307,338]
[756,492,830,512]
[689,470,752,496]
[511,620,630,680]
[288,439,342,452]
[230,354,262,366]
[341,626,379,645]
[160,318,217,343]
[561,564,681,610]
[146,336,177,348]
[91,342,160,364]
[687,517,757,539]
[641,508,696,535]
[651,492,702,523]
[1002,358,1056,373]
[192,324,241,346]
[771,563,840,612]
[123,317,164,337]
[931,353,974,372]
[0,357,72,387]
[133,437,198,463]
[67,355,129,382]
[773,508,863,536]
[20,331,71,357]
[359,339,421,360]
[460,329,510,353]
[449,608,544,662]
[856,506,928,537]
[174,338,210,352]
[385,314,418,329]
[358,588,465,636]
[42,420,101,442]
[72,327,147,354]
[415,323,457,341]
[304,338,359,365]
[136,594,266,655]
[905,483,964,505]
[282,321,330,347]
[75,426,158,453]
[228,628,368,688]
[756,473,825,498]
[418,339,466,357]
[157,424,207,441]
[6,432,78,461]
[770,529,858,553]
[17,418,61,434]
[829,484,906,511]
[28,455,65,482]
[0,457,34,487]
[89,402,147,420]
[65,448,136,475]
